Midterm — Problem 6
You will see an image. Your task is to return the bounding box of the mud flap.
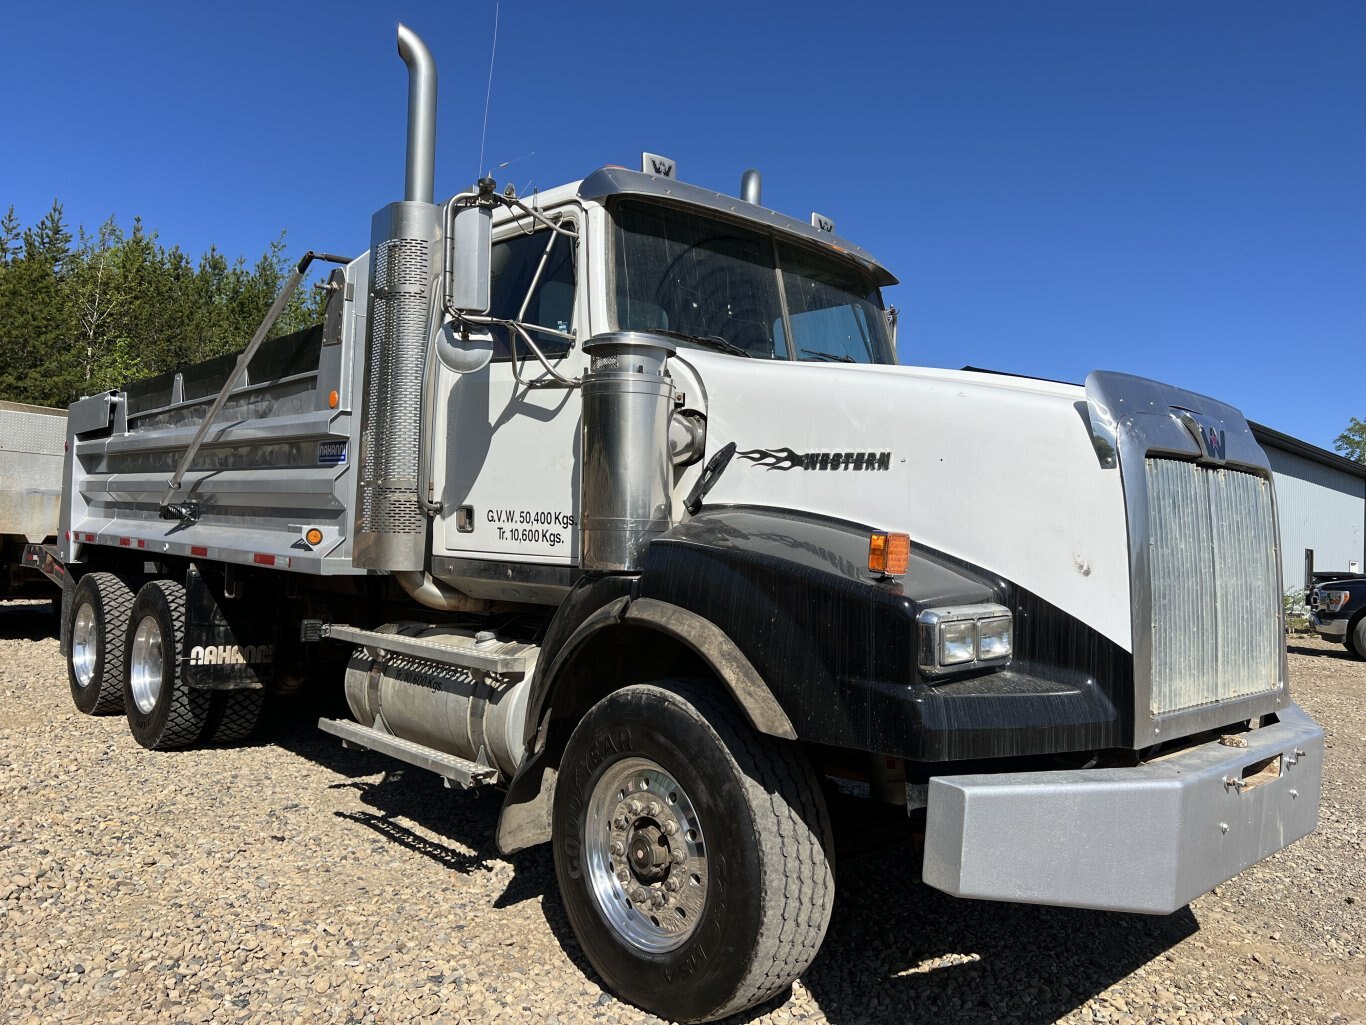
[183,564,279,691]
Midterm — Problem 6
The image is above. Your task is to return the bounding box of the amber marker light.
[868,531,910,576]
[328,390,339,409]
[305,528,324,546]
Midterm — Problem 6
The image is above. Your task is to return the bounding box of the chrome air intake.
[355,25,440,570]
[580,333,676,572]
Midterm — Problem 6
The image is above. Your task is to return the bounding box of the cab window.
[488,225,576,360]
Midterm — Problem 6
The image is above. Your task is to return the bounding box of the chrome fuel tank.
[344,624,535,777]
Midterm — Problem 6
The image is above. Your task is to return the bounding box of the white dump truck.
[0,400,66,596]
[35,25,1323,1023]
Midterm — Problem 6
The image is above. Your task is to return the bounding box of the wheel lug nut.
[630,887,646,903]
[627,800,642,815]
[610,841,625,856]
[670,848,685,865]
[661,821,677,836]
[617,868,630,882]
[664,878,680,892]
[613,814,629,830]
[646,801,661,816]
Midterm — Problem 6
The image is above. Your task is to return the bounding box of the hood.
[671,356,1133,651]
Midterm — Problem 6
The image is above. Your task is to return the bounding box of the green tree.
[0,201,74,404]
[1335,417,1366,465]
[27,199,73,268]
[0,201,325,406]
[0,206,20,266]
[62,217,128,390]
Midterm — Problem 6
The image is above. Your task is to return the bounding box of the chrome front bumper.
[1311,612,1347,639]
[922,703,1323,915]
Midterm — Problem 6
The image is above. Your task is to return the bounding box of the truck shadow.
[259,703,1197,1025]
[1287,642,1357,661]
[787,846,1199,1025]
[260,700,556,905]
[0,598,59,641]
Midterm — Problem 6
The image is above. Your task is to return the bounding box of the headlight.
[939,620,976,665]
[977,616,1013,660]
[918,603,1013,677]
[1323,590,1350,613]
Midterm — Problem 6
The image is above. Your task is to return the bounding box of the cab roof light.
[868,531,910,577]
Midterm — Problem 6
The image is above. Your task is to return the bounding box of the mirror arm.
[516,226,560,324]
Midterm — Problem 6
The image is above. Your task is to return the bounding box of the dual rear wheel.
[65,574,263,748]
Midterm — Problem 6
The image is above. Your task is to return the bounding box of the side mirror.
[446,205,492,313]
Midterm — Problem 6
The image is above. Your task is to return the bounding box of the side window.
[487,225,576,360]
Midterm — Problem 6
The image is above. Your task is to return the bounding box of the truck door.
[432,208,586,570]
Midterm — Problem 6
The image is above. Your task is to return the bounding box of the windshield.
[610,199,894,364]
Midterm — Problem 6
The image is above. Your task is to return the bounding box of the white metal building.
[1250,422,1366,590]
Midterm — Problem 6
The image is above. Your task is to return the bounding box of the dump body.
[60,268,370,575]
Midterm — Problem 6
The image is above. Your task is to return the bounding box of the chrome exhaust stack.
[741,168,762,204]
[397,24,437,205]
[355,24,442,571]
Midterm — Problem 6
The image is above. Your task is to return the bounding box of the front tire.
[123,580,209,750]
[67,572,134,715]
[1348,614,1366,660]
[552,679,834,1024]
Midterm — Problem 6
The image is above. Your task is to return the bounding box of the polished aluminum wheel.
[129,616,164,715]
[585,756,708,953]
[71,603,98,689]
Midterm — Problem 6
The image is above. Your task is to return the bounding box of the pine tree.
[0,206,20,267]
[0,202,326,405]
[27,200,73,269]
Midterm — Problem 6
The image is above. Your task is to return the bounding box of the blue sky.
[4,2,1362,451]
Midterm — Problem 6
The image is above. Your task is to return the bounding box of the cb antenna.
[477,1,500,181]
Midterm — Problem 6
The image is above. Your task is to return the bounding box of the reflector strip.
[190,546,208,557]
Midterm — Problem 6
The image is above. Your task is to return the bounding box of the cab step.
[310,621,532,675]
[317,718,500,789]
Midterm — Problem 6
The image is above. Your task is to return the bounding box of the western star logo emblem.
[737,447,892,472]
[1174,408,1227,463]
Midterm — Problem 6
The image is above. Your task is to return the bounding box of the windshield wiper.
[799,348,855,363]
[648,328,752,358]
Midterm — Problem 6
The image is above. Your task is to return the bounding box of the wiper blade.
[800,348,855,363]
[649,328,751,358]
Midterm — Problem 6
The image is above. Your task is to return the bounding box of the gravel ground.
[1,599,1362,1025]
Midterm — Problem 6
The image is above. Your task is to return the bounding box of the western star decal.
[736,447,892,472]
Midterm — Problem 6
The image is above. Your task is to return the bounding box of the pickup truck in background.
[1309,576,1366,658]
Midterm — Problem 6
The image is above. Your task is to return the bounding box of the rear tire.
[202,689,265,745]
[67,572,134,716]
[123,580,209,750]
[552,679,834,1023]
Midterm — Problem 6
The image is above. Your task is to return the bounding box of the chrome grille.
[1145,458,1280,716]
